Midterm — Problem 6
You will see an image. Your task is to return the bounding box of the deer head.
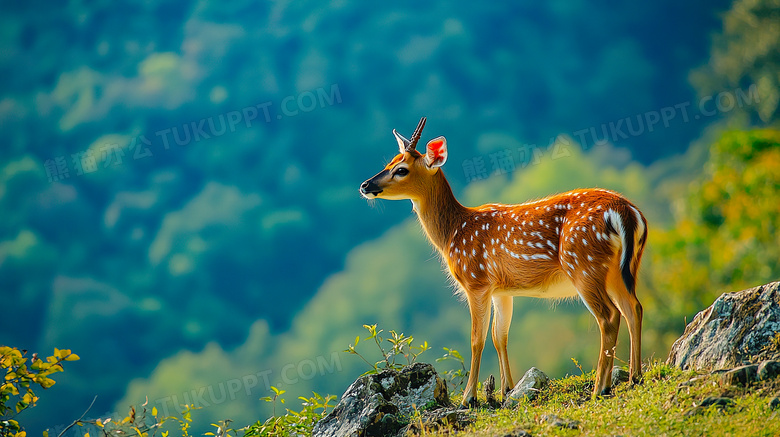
[359,117,449,201]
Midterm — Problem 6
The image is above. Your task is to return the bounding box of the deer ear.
[424,136,448,169]
[393,129,410,154]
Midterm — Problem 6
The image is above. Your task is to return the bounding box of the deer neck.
[413,170,468,253]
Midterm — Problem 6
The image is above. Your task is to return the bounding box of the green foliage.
[1,346,79,437]
[75,402,209,437]
[649,129,780,327]
[436,348,469,392]
[244,390,336,437]
[691,0,780,123]
[343,324,430,375]
[0,347,225,437]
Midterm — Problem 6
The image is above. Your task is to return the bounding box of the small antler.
[407,117,427,151]
[393,117,427,154]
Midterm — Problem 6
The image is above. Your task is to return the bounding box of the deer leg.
[610,289,644,385]
[606,256,644,386]
[491,295,514,396]
[461,293,491,408]
[578,286,621,398]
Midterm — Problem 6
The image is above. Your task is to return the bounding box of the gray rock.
[541,414,580,429]
[684,396,735,416]
[312,363,450,437]
[503,367,549,408]
[667,282,780,370]
[721,364,759,386]
[611,366,630,387]
[757,360,780,381]
[403,408,475,434]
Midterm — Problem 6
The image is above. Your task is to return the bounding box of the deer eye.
[393,167,409,177]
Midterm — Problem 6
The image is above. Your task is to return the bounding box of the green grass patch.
[423,361,780,436]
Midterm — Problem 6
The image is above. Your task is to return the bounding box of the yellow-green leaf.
[39,377,56,389]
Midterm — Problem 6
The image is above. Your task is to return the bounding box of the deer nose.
[360,179,382,196]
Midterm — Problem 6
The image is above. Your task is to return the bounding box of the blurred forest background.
[1,0,779,434]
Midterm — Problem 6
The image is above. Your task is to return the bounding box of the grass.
[420,361,780,436]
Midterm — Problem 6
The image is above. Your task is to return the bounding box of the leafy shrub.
[342,324,430,375]
[243,390,335,437]
[1,346,80,437]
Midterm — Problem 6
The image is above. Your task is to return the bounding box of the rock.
[403,408,475,434]
[684,396,735,416]
[667,282,780,370]
[770,397,780,410]
[541,414,580,429]
[757,360,780,381]
[699,396,736,408]
[611,366,630,387]
[312,363,450,437]
[503,367,550,408]
[721,364,759,386]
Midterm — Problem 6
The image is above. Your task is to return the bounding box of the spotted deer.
[359,117,648,407]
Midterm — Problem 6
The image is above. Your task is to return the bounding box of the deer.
[359,117,648,407]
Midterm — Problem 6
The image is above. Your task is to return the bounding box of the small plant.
[74,400,201,437]
[1,346,80,437]
[571,357,585,375]
[343,324,430,375]
[436,347,469,392]
[205,419,236,437]
[244,388,336,437]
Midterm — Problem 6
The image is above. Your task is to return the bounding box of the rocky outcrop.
[503,367,550,408]
[667,282,780,370]
[312,363,450,437]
